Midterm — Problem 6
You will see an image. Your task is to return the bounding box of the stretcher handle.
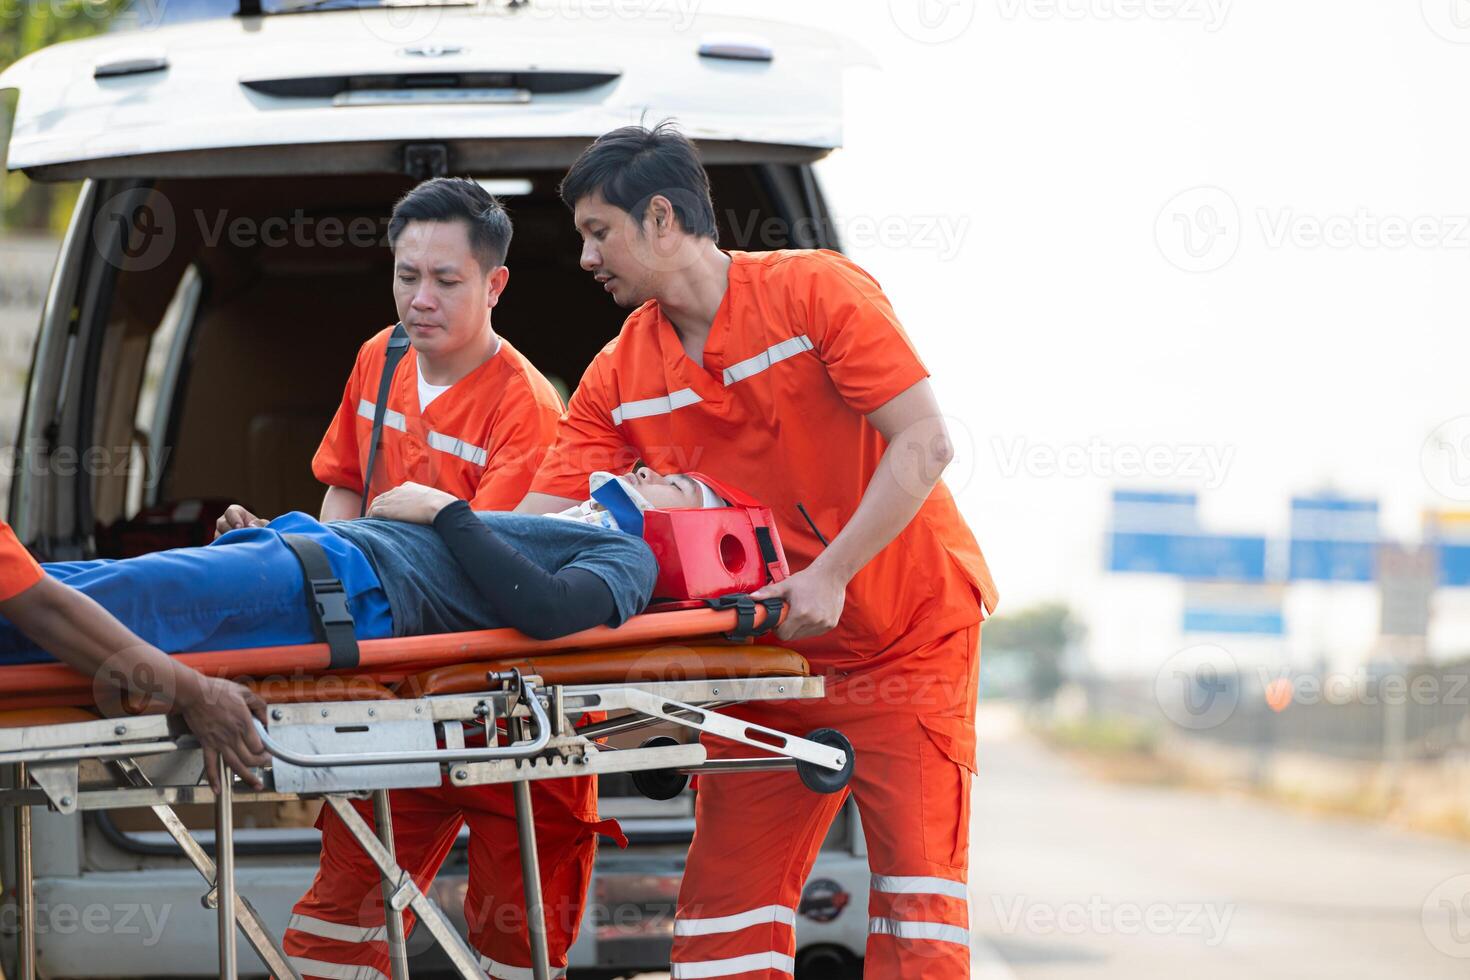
[251,686,553,768]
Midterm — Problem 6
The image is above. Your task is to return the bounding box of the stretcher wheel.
[632,736,691,801]
[797,728,854,794]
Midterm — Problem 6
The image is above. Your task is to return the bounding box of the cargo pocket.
[916,714,976,870]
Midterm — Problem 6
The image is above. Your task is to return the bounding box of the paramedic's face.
[393,219,507,356]
[623,467,702,509]
[573,189,662,309]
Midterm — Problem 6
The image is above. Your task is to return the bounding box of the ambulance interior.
[27,163,858,970]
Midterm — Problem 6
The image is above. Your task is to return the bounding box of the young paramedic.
[520,124,1001,980]
[214,177,581,980]
[0,519,268,793]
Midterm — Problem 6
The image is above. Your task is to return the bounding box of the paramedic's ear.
[485,264,510,310]
[646,195,674,236]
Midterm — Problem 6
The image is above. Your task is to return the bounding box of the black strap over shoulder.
[360,322,412,518]
[705,593,785,642]
[281,534,359,670]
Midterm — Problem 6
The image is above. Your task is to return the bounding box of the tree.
[983,602,1084,700]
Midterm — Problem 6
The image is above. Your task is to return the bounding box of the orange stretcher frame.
[0,602,784,709]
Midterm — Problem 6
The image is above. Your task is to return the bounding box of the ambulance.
[0,1,871,975]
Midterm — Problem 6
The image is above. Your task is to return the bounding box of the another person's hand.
[215,504,267,539]
[751,564,847,641]
[178,675,269,792]
[366,482,460,524]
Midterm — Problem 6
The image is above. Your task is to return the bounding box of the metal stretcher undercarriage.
[0,602,854,980]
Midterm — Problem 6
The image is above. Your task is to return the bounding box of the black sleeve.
[432,500,616,640]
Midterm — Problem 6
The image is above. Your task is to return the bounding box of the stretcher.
[0,600,854,980]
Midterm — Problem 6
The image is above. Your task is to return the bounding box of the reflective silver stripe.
[286,914,387,944]
[868,917,971,947]
[721,335,814,385]
[356,398,406,432]
[426,430,488,467]
[610,387,703,426]
[287,956,390,980]
[870,873,970,901]
[671,951,795,979]
[479,955,567,980]
[674,904,796,937]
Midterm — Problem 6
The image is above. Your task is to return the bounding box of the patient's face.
[621,468,703,509]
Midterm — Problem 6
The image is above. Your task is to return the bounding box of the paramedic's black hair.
[559,122,719,242]
[388,177,512,272]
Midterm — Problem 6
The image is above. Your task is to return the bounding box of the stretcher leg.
[373,789,411,980]
[324,796,489,980]
[512,772,551,980]
[14,762,35,980]
[107,759,300,979]
[215,756,238,979]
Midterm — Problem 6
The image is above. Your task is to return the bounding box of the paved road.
[968,704,1470,979]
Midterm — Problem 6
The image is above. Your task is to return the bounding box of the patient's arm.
[432,500,615,640]
[515,491,580,515]
[0,578,269,791]
[321,485,365,522]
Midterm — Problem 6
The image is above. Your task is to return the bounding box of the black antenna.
[796,502,829,547]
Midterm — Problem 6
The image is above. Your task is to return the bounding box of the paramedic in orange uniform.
[0,520,268,792]
[218,178,602,980]
[520,125,999,979]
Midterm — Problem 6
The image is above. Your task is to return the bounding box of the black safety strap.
[359,322,412,518]
[753,526,782,584]
[705,593,785,642]
[281,534,359,670]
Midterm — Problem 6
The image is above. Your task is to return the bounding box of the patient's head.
[621,466,725,510]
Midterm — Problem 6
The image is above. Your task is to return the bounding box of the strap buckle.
[309,579,354,629]
[705,593,784,641]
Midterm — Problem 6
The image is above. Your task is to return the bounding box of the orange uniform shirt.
[0,521,43,603]
[315,327,565,511]
[531,249,999,669]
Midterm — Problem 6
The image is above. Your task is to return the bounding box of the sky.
[697,0,1470,654]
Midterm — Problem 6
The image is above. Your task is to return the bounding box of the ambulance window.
[128,263,201,513]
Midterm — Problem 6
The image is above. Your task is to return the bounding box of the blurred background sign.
[1107,489,1267,581]
[1288,495,1380,583]
[1182,582,1286,635]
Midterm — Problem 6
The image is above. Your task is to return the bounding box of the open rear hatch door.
[0,2,844,180]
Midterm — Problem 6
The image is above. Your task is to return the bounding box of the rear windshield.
[116,0,471,29]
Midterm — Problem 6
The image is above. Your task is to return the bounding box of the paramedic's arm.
[0,578,269,791]
[320,485,364,523]
[516,491,579,515]
[752,380,951,641]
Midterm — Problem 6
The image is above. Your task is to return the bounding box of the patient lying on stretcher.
[0,471,724,666]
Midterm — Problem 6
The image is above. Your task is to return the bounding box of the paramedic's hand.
[179,673,269,792]
[215,504,267,539]
[752,564,846,641]
[367,481,459,524]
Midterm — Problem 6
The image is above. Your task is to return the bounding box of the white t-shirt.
[417,337,502,410]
